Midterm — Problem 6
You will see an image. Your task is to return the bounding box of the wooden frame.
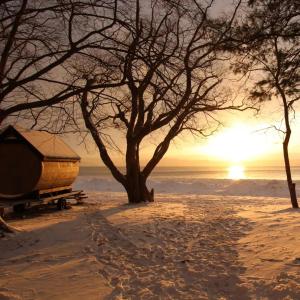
[0,189,87,216]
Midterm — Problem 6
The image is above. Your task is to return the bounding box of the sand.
[0,193,300,299]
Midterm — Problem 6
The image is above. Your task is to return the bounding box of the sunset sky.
[6,0,299,173]
[68,99,300,169]
[67,0,300,171]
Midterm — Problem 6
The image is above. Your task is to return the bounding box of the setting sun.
[198,123,276,163]
[228,165,245,180]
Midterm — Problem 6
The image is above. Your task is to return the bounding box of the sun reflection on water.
[228,165,245,180]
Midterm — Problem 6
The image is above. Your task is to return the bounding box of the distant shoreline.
[78,165,300,181]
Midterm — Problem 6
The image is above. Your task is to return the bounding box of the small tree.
[79,0,245,203]
[232,0,299,208]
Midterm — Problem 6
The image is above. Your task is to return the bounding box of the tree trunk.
[125,140,154,203]
[125,174,154,203]
[283,139,299,208]
[279,85,299,209]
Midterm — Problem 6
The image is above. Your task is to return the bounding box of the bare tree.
[232,0,300,208]
[0,0,128,233]
[78,0,246,204]
[0,0,126,126]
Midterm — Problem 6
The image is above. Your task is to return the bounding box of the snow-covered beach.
[74,174,300,198]
[1,0,298,298]
[1,174,300,299]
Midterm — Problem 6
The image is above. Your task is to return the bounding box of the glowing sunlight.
[228,165,245,180]
[198,123,275,163]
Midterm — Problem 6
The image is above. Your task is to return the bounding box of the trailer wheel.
[57,198,67,210]
[13,204,26,213]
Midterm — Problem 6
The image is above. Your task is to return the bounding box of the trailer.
[0,188,87,217]
[0,125,86,217]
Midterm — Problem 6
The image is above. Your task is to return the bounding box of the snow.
[1,176,300,299]
[74,175,297,198]
[8,125,80,160]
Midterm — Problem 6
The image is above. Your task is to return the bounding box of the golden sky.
[62,0,300,169]
[69,102,300,168]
